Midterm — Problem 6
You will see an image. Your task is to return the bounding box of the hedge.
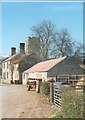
[40,82,50,97]
[59,87,83,118]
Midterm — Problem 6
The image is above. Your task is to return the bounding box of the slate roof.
[12,54,26,64]
[23,56,66,73]
[3,52,28,63]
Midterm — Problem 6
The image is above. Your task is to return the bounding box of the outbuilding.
[22,56,84,85]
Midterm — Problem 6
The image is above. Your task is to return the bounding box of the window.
[7,72,8,79]
[7,62,8,68]
[4,63,5,69]
[3,72,6,79]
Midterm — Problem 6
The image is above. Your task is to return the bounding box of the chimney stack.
[26,37,29,54]
[20,43,25,53]
[11,47,16,56]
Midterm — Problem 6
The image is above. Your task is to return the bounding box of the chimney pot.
[11,47,16,55]
[20,43,25,53]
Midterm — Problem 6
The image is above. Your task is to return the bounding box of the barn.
[22,56,84,85]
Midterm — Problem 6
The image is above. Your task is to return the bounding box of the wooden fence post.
[50,80,54,104]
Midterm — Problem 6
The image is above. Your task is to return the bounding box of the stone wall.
[26,37,40,57]
[47,57,84,77]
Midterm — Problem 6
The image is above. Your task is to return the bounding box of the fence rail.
[54,82,62,108]
[53,81,84,108]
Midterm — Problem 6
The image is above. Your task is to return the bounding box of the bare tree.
[74,42,83,56]
[74,42,84,64]
[31,20,56,60]
[31,20,80,59]
[53,28,74,57]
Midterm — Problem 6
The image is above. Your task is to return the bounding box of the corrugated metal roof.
[24,56,66,73]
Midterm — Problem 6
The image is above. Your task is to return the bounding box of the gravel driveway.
[0,84,55,118]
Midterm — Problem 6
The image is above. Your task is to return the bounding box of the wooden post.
[36,80,40,93]
[50,80,54,104]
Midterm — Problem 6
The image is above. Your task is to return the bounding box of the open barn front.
[27,78,42,93]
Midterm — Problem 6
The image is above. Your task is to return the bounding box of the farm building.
[22,56,84,85]
[12,52,40,84]
[2,36,41,84]
[2,50,23,84]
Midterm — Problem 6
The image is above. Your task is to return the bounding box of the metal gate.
[54,82,62,108]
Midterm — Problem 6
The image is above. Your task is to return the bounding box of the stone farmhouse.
[2,36,41,84]
[22,56,84,85]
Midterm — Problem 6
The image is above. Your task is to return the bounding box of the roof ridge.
[24,56,66,73]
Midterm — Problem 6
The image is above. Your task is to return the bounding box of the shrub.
[59,87,83,118]
[40,82,50,97]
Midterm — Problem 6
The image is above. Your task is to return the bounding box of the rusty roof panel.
[24,57,66,73]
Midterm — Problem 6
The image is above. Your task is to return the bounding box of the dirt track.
[0,84,55,118]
